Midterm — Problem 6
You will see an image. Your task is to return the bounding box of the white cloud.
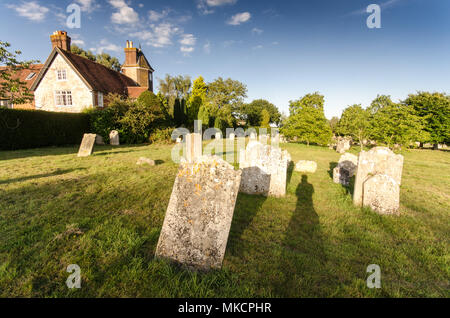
[227,12,251,25]
[252,45,263,50]
[203,41,211,54]
[109,0,139,24]
[131,23,181,48]
[7,1,49,22]
[252,27,263,35]
[180,34,196,46]
[71,34,85,47]
[75,0,99,13]
[197,0,237,15]
[90,39,122,54]
[347,0,402,16]
[180,46,194,53]
[149,9,170,22]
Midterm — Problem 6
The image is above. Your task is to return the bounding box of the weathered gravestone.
[110,130,120,146]
[77,134,96,157]
[185,133,202,163]
[333,153,358,186]
[95,135,105,145]
[295,160,317,173]
[336,137,351,154]
[239,141,291,197]
[155,156,242,270]
[353,147,404,214]
[363,174,400,215]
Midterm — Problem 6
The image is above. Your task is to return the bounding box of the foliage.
[71,44,121,72]
[240,99,281,126]
[0,41,39,105]
[282,93,332,146]
[260,109,271,128]
[404,92,450,145]
[148,127,175,144]
[187,76,207,126]
[158,74,192,117]
[0,108,89,150]
[337,105,370,150]
[328,116,339,135]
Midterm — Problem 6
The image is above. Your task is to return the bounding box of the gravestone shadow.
[273,175,326,297]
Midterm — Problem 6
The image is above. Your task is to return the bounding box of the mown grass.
[0,142,448,297]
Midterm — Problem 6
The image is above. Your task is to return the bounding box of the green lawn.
[0,142,448,297]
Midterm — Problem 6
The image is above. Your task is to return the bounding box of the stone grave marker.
[155,156,242,270]
[333,153,358,186]
[110,130,120,146]
[77,134,96,157]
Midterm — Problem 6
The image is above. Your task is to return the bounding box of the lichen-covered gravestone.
[353,147,404,214]
[333,153,358,186]
[155,156,242,270]
[109,130,119,146]
[77,134,96,157]
[239,141,291,197]
[336,137,351,154]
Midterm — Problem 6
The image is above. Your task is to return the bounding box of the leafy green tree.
[71,44,120,72]
[0,41,39,105]
[187,76,207,126]
[337,105,370,150]
[328,116,339,135]
[241,99,281,126]
[158,74,191,120]
[261,109,271,128]
[369,102,428,148]
[404,92,450,146]
[281,93,332,146]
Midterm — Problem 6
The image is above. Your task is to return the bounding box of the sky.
[1,0,449,118]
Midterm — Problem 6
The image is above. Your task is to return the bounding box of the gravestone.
[239,141,291,197]
[95,135,105,145]
[295,160,317,173]
[136,157,155,166]
[363,174,400,215]
[110,130,120,146]
[77,134,96,157]
[229,133,235,140]
[155,156,242,270]
[353,147,404,212]
[336,137,351,154]
[333,153,358,186]
[185,133,202,163]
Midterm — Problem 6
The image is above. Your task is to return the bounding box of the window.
[54,91,73,106]
[0,99,12,108]
[25,72,36,80]
[56,69,67,81]
[98,92,104,107]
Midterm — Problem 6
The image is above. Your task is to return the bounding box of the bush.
[149,127,175,144]
[0,108,90,150]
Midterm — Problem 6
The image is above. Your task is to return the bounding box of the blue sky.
[1,0,449,118]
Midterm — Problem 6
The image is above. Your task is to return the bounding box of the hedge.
[0,108,90,150]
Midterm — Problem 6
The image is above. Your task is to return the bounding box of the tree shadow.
[273,175,326,297]
[227,193,267,257]
[0,168,86,185]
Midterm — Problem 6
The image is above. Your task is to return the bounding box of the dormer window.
[57,69,67,81]
[25,72,36,81]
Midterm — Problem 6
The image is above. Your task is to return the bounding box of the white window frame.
[56,69,67,81]
[98,92,104,107]
[54,90,73,107]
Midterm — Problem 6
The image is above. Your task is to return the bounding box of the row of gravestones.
[77,131,120,157]
[156,134,292,271]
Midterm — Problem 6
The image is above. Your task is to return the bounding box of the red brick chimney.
[124,40,138,65]
[50,31,71,51]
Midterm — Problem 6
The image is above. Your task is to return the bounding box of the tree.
[337,105,370,150]
[404,92,450,146]
[158,74,192,119]
[71,44,121,72]
[281,93,332,146]
[240,99,281,126]
[260,109,271,128]
[187,76,207,126]
[0,41,39,105]
[328,116,339,135]
[369,102,428,148]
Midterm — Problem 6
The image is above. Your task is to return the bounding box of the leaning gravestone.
[77,134,96,157]
[110,130,120,146]
[333,153,358,186]
[239,141,291,197]
[155,156,242,270]
[353,147,404,214]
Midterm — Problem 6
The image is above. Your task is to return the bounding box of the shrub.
[0,108,90,150]
[149,127,175,144]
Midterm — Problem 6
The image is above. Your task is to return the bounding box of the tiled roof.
[0,64,44,90]
[127,86,150,99]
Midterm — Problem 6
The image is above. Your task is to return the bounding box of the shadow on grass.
[0,168,86,185]
[228,193,267,257]
[273,175,327,297]
[286,161,294,186]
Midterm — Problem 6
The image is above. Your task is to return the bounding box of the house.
[2,31,154,112]
[0,64,43,109]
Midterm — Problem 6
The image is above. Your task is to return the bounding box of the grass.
[0,142,448,297]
